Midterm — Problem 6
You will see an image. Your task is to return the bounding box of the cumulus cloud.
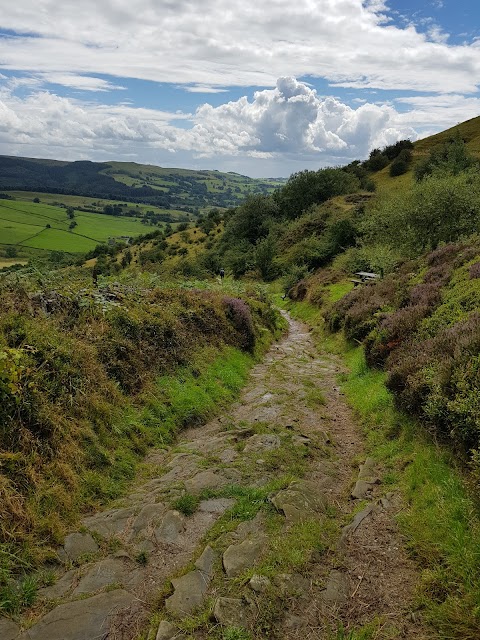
[0,0,479,94]
[0,77,417,166]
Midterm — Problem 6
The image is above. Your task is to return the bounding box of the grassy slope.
[373,115,480,193]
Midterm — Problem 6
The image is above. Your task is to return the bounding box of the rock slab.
[271,480,325,523]
[20,589,135,640]
[214,597,251,628]
[165,570,210,617]
[223,536,266,577]
[63,532,99,562]
[0,617,20,640]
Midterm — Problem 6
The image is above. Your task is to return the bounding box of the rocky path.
[1,312,427,640]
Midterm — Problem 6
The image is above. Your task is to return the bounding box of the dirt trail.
[4,312,427,640]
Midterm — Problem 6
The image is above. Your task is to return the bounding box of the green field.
[0,199,159,253]
[5,191,189,220]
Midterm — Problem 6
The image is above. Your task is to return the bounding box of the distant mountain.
[0,155,285,213]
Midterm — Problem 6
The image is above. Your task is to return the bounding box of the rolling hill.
[0,155,285,213]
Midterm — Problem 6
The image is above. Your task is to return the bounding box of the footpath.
[1,312,427,640]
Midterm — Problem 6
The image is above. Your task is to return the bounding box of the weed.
[135,551,148,566]
[172,493,200,516]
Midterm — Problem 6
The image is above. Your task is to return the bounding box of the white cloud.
[39,73,126,92]
[0,0,478,94]
[0,77,416,166]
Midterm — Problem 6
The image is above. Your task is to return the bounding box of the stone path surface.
[2,312,427,639]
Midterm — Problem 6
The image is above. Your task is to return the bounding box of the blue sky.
[0,0,480,177]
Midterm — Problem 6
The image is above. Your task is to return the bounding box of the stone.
[82,507,136,538]
[20,589,135,640]
[249,574,271,593]
[213,597,250,628]
[38,569,77,600]
[132,503,165,535]
[233,513,263,541]
[292,435,311,447]
[165,570,210,617]
[63,532,99,562]
[322,570,349,605]
[72,558,130,595]
[341,505,374,544]
[223,536,266,577]
[184,471,228,493]
[198,498,235,514]
[155,510,185,544]
[0,617,20,640]
[135,540,156,554]
[351,479,374,500]
[358,457,375,480]
[273,573,310,597]
[156,620,185,640]
[243,434,281,453]
[195,545,217,578]
[271,480,326,523]
[219,448,238,464]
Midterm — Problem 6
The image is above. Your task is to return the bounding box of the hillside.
[373,115,480,190]
[0,155,284,213]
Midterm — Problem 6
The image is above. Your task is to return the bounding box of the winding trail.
[3,312,427,640]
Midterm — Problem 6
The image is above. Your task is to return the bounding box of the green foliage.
[389,148,412,177]
[274,167,360,219]
[172,493,200,516]
[415,132,475,181]
[363,170,480,254]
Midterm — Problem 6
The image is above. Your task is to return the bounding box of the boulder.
[195,545,217,578]
[184,471,228,494]
[72,558,131,595]
[271,480,326,523]
[322,570,349,605]
[249,574,271,593]
[38,569,77,600]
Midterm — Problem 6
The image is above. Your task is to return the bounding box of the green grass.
[140,347,255,443]
[171,493,200,516]
[0,198,153,252]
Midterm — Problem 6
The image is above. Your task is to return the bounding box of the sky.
[1,0,480,177]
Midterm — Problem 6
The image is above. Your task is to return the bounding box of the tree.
[389,149,412,177]
[254,235,277,281]
[33,197,40,203]
[5,246,17,258]
[363,169,480,254]
[66,207,75,219]
[274,168,360,219]
[69,221,77,230]
[415,132,474,181]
